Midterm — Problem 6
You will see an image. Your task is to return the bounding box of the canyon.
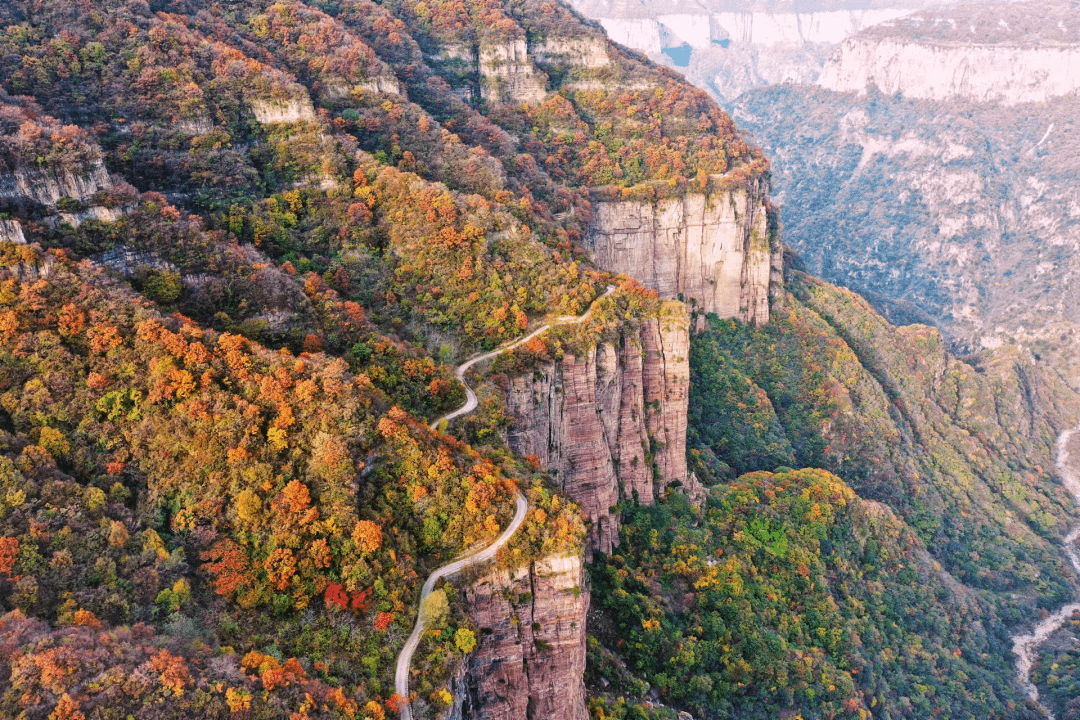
[731,0,1080,387]
[565,0,992,102]
[2,0,1079,718]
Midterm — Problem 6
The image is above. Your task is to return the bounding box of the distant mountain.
[567,0,1018,101]
[732,0,1080,388]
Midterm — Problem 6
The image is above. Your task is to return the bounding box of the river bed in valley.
[1012,424,1080,719]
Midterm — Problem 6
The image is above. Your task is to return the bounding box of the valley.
[0,0,1078,719]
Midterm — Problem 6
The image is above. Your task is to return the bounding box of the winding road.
[1012,422,1080,719]
[394,286,615,720]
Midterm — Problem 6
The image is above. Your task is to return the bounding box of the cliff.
[0,218,24,244]
[817,2,1080,104]
[0,164,111,209]
[503,303,690,555]
[818,38,1080,104]
[586,185,779,326]
[566,0,931,101]
[480,39,548,108]
[249,97,318,125]
[732,5,1080,387]
[453,554,589,720]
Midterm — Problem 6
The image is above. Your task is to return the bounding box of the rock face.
[566,0,949,102]
[479,39,548,108]
[454,554,588,720]
[0,218,25,244]
[818,2,1080,105]
[586,186,778,326]
[249,97,318,124]
[731,2,1080,388]
[0,164,111,208]
[533,38,610,70]
[504,304,689,555]
[819,39,1080,104]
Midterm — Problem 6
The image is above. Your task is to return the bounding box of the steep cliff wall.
[0,218,25,244]
[570,2,927,100]
[249,97,318,124]
[0,164,111,208]
[503,304,689,555]
[533,37,610,70]
[816,2,1080,104]
[480,39,548,108]
[818,39,1080,104]
[586,186,779,326]
[454,554,588,720]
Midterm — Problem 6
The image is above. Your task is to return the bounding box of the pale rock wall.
[175,113,215,135]
[587,187,775,325]
[454,555,589,720]
[0,219,25,244]
[596,18,662,55]
[479,39,548,108]
[533,37,611,69]
[589,9,909,53]
[819,39,1080,104]
[249,97,318,124]
[0,164,111,207]
[324,74,402,99]
[503,304,690,555]
[709,10,911,46]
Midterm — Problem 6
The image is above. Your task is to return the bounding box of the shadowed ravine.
[394,286,614,720]
[1013,423,1080,719]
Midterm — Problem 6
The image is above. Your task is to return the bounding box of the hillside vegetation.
[588,270,1079,720]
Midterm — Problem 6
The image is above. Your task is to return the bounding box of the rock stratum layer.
[818,2,1080,104]
[819,39,1080,104]
[453,555,589,720]
[586,186,780,326]
[503,303,690,555]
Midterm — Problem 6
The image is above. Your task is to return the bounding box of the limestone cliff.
[819,39,1080,104]
[532,37,610,70]
[452,554,588,720]
[818,2,1080,104]
[0,218,25,244]
[503,304,690,555]
[479,39,548,108]
[249,97,318,125]
[0,163,111,209]
[586,185,779,326]
[565,0,933,102]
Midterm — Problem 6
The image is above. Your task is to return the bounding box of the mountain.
[731,0,1080,389]
[0,1,1078,719]
[563,0,1019,103]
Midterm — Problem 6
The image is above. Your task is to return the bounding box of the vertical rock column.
[642,310,690,490]
[503,303,690,556]
[455,555,589,720]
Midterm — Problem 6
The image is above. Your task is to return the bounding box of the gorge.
[0,0,1079,719]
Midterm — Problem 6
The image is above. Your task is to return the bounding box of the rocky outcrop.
[586,186,778,326]
[479,39,548,108]
[0,164,111,208]
[175,113,214,135]
[503,304,689,555]
[819,39,1080,104]
[533,37,610,70]
[249,97,318,124]
[818,4,1080,104]
[340,75,402,98]
[571,2,920,101]
[0,218,25,244]
[454,554,588,720]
